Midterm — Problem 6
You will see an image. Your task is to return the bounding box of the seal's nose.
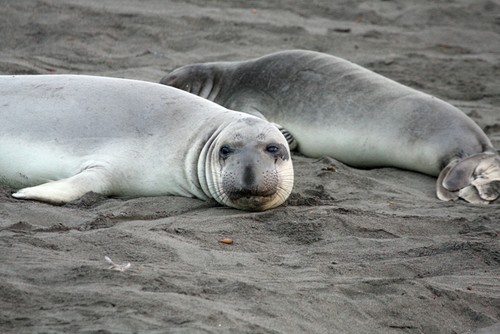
[235,161,265,196]
[242,165,256,188]
[223,152,275,200]
[221,141,284,203]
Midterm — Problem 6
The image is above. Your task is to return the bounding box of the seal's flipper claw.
[11,169,111,205]
[271,123,297,151]
[438,152,500,204]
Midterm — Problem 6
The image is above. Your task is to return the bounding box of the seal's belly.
[270,88,486,177]
[0,138,84,188]
[287,122,441,175]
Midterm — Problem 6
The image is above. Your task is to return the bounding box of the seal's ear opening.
[437,152,500,204]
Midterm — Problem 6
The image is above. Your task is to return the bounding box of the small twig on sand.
[137,49,171,59]
[105,256,131,272]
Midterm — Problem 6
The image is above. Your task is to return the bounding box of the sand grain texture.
[1,1,500,333]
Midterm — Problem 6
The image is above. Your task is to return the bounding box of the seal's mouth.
[226,187,277,201]
[229,194,276,211]
[216,143,293,211]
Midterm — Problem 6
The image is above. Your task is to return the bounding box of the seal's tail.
[437,152,500,204]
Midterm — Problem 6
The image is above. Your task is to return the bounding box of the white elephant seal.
[0,75,293,211]
[161,50,500,204]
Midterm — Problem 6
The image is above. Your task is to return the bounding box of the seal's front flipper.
[272,123,297,151]
[437,152,500,204]
[12,168,111,205]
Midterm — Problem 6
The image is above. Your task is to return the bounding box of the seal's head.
[202,117,293,211]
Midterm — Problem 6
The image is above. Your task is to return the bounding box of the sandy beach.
[1,0,500,333]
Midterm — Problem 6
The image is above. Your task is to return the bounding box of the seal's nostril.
[243,165,255,186]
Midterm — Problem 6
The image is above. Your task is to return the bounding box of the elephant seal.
[0,75,293,211]
[161,50,500,204]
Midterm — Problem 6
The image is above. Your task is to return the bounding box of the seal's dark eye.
[220,145,232,159]
[266,145,279,154]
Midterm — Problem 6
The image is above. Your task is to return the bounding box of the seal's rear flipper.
[437,152,500,204]
[457,185,490,204]
[472,178,500,201]
[436,162,459,201]
[12,168,111,205]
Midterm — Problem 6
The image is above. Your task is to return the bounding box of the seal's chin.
[228,195,282,212]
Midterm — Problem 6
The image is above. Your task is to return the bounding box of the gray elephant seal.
[0,75,293,211]
[161,50,500,204]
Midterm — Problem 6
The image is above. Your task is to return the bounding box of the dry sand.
[1,0,500,333]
